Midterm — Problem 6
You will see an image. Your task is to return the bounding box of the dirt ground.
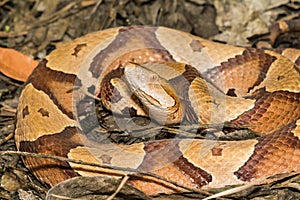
[0,0,299,199]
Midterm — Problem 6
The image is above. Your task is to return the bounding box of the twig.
[0,74,22,87]
[0,30,28,38]
[85,0,103,19]
[0,132,14,145]
[202,177,267,200]
[106,175,129,200]
[0,0,9,6]
[27,0,95,31]
[47,194,74,200]
[0,150,211,196]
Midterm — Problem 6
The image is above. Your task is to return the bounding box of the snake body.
[15,26,300,195]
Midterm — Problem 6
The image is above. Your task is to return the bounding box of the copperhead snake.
[15,26,300,195]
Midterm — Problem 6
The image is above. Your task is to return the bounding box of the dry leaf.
[46,176,150,200]
[0,47,38,82]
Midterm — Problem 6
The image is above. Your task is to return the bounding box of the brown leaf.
[46,176,151,200]
[0,47,38,82]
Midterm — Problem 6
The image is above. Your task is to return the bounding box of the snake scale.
[15,26,300,195]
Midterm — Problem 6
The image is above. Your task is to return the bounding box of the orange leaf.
[0,47,38,82]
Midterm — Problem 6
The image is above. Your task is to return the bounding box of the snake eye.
[149,74,158,82]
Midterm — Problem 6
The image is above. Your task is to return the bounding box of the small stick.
[106,175,129,200]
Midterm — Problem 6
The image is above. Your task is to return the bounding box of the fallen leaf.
[46,176,150,200]
[0,47,38,82]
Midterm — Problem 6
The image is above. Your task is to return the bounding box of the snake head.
[124,62,184,125]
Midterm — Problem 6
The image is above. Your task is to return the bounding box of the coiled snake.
[15,26,300,195]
